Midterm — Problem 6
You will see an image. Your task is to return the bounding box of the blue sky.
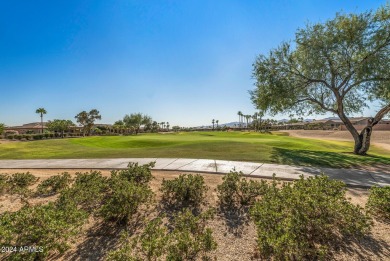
[0,0,386,127]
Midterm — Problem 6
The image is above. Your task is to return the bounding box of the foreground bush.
[7,172,39,197]
[217,170,268,208]
[0,203,87,260]
[367,186,390,221]
[100,177,154,224]
[111,162,155,185]
[250,175,371,260]
[36,172,72,196]
[107,209,217,261]
[167,208,217,260]
[107,218,168,261]
[57,171,109,213]
[161,174,208,208]
[0,174,9,195]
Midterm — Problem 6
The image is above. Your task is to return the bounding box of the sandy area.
[281,130,390,151]
[0,169,389,261]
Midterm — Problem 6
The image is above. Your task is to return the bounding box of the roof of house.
[6,122,47,129]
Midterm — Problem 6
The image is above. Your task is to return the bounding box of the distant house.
[339,117,390,131]
[5,122,47,134]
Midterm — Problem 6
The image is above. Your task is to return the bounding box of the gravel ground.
[0,169,389,260]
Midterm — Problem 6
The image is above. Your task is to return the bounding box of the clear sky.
[0,0,387,127]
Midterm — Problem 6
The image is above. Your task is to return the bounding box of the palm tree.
[245,115,251,129]
[237,111,242,128]
[166,122,170,131]
[252,113,258,131]
[35,108,47,134]
[212,119,215,130]
[216,120,219,129]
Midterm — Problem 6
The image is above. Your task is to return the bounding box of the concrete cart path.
[0,158,388,188]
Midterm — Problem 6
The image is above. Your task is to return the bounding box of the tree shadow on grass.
[270,148,390,168]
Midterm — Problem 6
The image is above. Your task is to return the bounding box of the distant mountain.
[195,121,240,128]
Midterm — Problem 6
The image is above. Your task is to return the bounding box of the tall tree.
[212,119,215,130]
[123,113,152,135]
[0,123,4,135]
[113,120,125,134]
[245,115,251,129]
[35,108,47,134]
[216,120,219,129]
[252,113,258,131]
[237,111,242,128]
[166,122,170,131]
[251,5,390,155]
[75,109,101,136]
[46,119,74,138]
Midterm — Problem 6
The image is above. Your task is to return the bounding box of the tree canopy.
[250,5,390,155]
[0,123,4,135]
[47,119,75,137]
[75,109,101,136]
[123,113,152,135]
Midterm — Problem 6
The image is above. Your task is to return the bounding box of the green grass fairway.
[0,132,389,168]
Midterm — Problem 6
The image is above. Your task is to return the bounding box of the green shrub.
[7,134,14,140]
[57,171,109,213]
[367,186,390,221]
[111,162,155,185]
[167,208,217,261]
[100,177,154,224]
[24,134,32,140]
[7,172,39,197]
[0,174,9,195]
[250,175,371,260]
[107,218,168,261]
[8,172,39,189]
[217,170,268,208]
[0,203,87,260]
[36,172,73,196]
[107,210,217,261]
[161,174,208,208]
[15,135,22,140]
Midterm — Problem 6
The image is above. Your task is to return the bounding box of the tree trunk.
[354,126,373,155]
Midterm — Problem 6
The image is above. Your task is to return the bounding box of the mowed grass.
[0,131,389,168]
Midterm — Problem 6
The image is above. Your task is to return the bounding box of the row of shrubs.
[0,164,389,260]
[4,133,90,140]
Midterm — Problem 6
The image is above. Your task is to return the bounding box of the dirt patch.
[282,130,390,151]
[1,169,389,260]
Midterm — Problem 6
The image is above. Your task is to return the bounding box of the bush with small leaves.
[167,208,217,261]
[36,172,73,196]
[100,177,154,224]
[217,170,268,208]
[250,175,371,260]
[367,186,390,221]
[0,202,87,260]
[107,209,217,261]
[0,174,9,195]
[57,171,109,213]
[161,174,208,208]
[107,218,168,261]
[110,162,155,185]
[7,172,39,197]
